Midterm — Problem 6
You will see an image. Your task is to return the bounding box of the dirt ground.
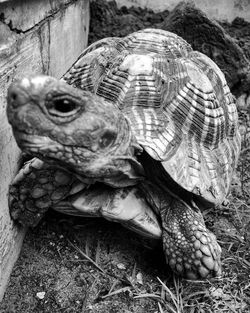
[1,1,250,312]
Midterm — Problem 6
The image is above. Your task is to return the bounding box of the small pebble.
[136,272,143,285]
[117,263,126,270]
[36,291,45,299]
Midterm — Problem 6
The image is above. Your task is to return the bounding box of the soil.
[1,1,250,312]
[1,215,166,313]
[88,0,250,58]
[220,17,250,60]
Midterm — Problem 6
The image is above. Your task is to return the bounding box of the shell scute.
[63,28,241,204]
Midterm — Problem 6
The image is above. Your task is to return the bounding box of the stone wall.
[110,0,250,22]
[0,0,89,299]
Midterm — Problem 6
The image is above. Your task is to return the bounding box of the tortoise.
[7,28,241,280]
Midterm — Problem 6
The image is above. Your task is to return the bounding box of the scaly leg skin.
[161,198,222,279]
[9,157,86,227]
[53,186,162,239]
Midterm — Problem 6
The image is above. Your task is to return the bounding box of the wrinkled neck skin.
[7,76,145,188]
[35,115,144,187]
[70,116,145,187]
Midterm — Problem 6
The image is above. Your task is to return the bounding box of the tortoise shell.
[63,28,241,205]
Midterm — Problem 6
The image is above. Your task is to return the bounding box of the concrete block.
[0,0,89,300]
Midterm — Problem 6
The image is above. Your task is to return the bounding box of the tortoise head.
[7,76,144,186]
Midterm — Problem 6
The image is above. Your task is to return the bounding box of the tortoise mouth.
[13,131,97,177]
[13,131,69,155]
[13,130,93,154]
[14,132,57,149]
[12,131,84,168]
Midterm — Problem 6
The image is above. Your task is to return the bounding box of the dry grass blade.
[173,276,183,311]
[67,239,105,274]
[131,262,137,281]
[95,239,101,265]
[108,280,119,295]
[240,257,250,268]
[85,235,91,256]
[158,302,165,313]
[164,302,179,313]
[101,286,131,299]
[183,291,208,302]
[135,293,178,312]
[134,293,162,300]
[157,277,178,309]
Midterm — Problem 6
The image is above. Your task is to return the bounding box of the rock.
[136,272,143,285]
[36,291,46,299]
[161,2,250,97]
[117,263,126,270]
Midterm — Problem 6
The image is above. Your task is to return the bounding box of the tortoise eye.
[46,97,80,117]
[99,131,116,148]
[54,99,77,113]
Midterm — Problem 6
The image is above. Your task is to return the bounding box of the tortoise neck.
[138,151,193,204]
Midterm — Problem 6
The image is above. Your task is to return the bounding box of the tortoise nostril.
[8,83,30,109]
[8,88,21,108]
[11,92,17,100]
[10,91,17,102]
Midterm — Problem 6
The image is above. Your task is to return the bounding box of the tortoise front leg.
[161,198,222,279]
[9,157,85,227]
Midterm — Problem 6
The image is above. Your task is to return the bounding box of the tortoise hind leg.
[161,198,222,279]
[9,157,85,227]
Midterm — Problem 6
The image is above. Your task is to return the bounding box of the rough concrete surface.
[0,0,89,300]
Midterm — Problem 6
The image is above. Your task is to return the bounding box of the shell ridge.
[62,28,240,204]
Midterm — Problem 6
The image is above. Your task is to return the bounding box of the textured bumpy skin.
[63,28,241,205]
[7,29,241,279]
[161,198,222,279]
[9,158,86,226]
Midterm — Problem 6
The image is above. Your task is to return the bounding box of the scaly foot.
[161,198,221,279]
[9,157,85,227]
